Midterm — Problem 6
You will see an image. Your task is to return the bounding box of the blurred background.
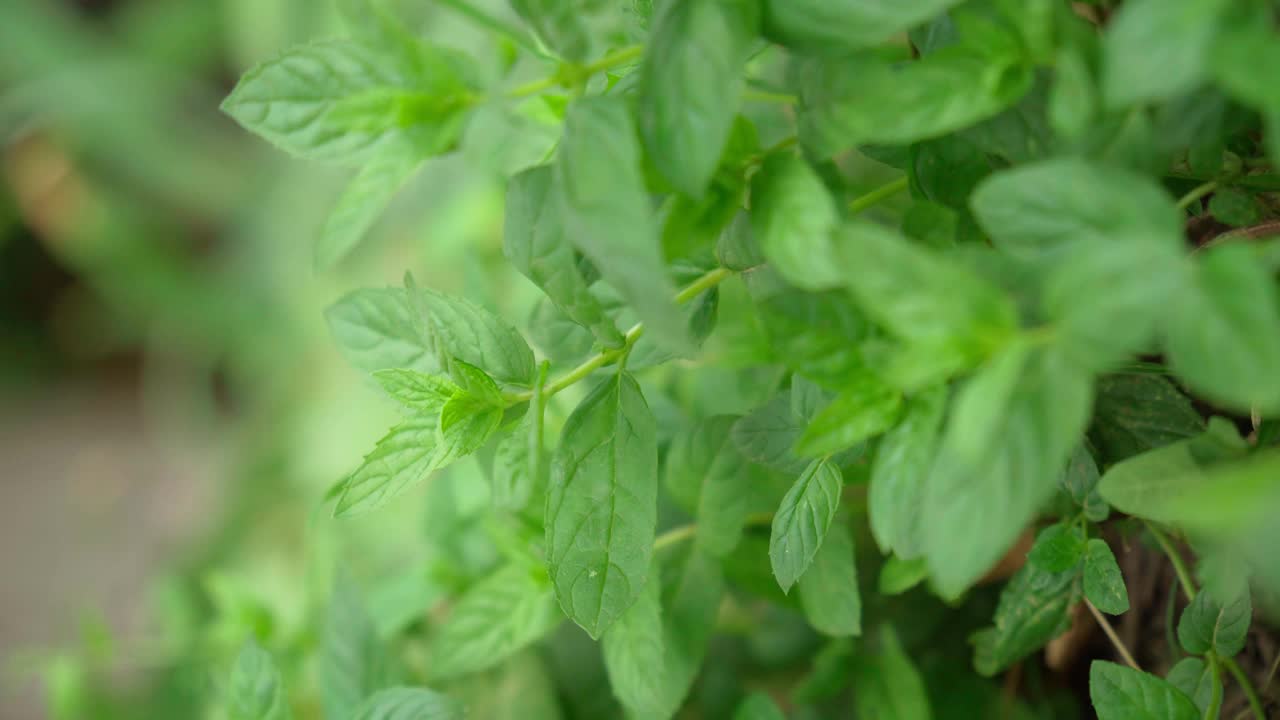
[1,1,545,717]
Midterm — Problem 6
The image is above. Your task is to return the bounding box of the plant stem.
[578,44,645,76]
[504,267,732,404]
[742,89,798,104]
[1208,654,1225,720]
[506,44,645,98]
[1222,655,1267,720]
[541,322,642,397]
[674,267,732,303]
[653,523,697,550]
[1176,179,1219,211]
[1145,521,1197,601]
[848,176,909,215]
[435,0,540,54]
[1084,599,1141,671]
[654,512,773,551]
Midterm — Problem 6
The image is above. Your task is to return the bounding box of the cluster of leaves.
[222,0,1280,718]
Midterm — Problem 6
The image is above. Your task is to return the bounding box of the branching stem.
[504,267,732,405]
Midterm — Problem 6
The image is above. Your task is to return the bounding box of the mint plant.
[221,0,1280,717]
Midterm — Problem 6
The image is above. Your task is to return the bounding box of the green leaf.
[660,172,746,264]
[1090,374,1204,462]
[769,458,843,593]
[970,158,1183,259]
[640,0,757,197]
[1101,0,1232,108]
[556,96,692,354]
[972,546,1077,676]
[654,546,725,715]
[910,135,993,213]
[837,221,1017,372]
[1088,661,1200,720]
[665,415,756,556]
[796,50,1031,158]
[797,519,861,637]
[430,563,562,679]
[327,287,535,384]
[1165,658,1215,715]
[336,394,502,516]
[601,562,665,717]
[228,641,290,720]
[527,297,595,363]
[351,687,463,720]
[852,625,932,720]
[1150,452,1280,556]
[793,639,856,703]
[221,40,472,164]
[545,372,657,638]
[747,276,875,389]
[923,344,1093,598]
[869,386,947,559]
[1177,590,1251,657]
[604,548,724,718]
[731,392,810,475]
[447,359,504,408]
[509,0,591,61]
[878,556,929,596]
[1208,188,1261,227]
[1048,47,1097,142]
[717,211,765,271]
[1060,445,1109,522]
[317,144,425,269]
[795,371,902,458]
[901,200,958,249]
[1083,539,1130,615]
[445,652,563,720]
[1096,419,1249,525]
[1042,239,1183,370]
[490,406,544,512]
[763,0,963,55]
[732,692,785,720]
[1027,523,1085,574]
[750,154,841,290]
[504,166,623,348]
[1209,4,1280,115]
[373,369,459,413]
[320,577,390,720]
[1166,244,1280,413]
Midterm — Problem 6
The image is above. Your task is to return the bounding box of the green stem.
[848,176,909,215]
[504,267,732,404]
[654,512,773,551]
[1208,654,1225,720]
[435,0,539,54]
[1145,521,1197,601]
[1085,599,1141,671]
[653,523,697,550]
[1221,655,1267,720]
[742,89,798,104]
[1176,179,1219,211]
[674,267,732,303]
[578,44,644,76]
[506,44,645,98]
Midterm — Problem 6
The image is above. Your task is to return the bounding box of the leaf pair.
[972,524,1127,676]
[223,0,480,267]
[335,367,505,516]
